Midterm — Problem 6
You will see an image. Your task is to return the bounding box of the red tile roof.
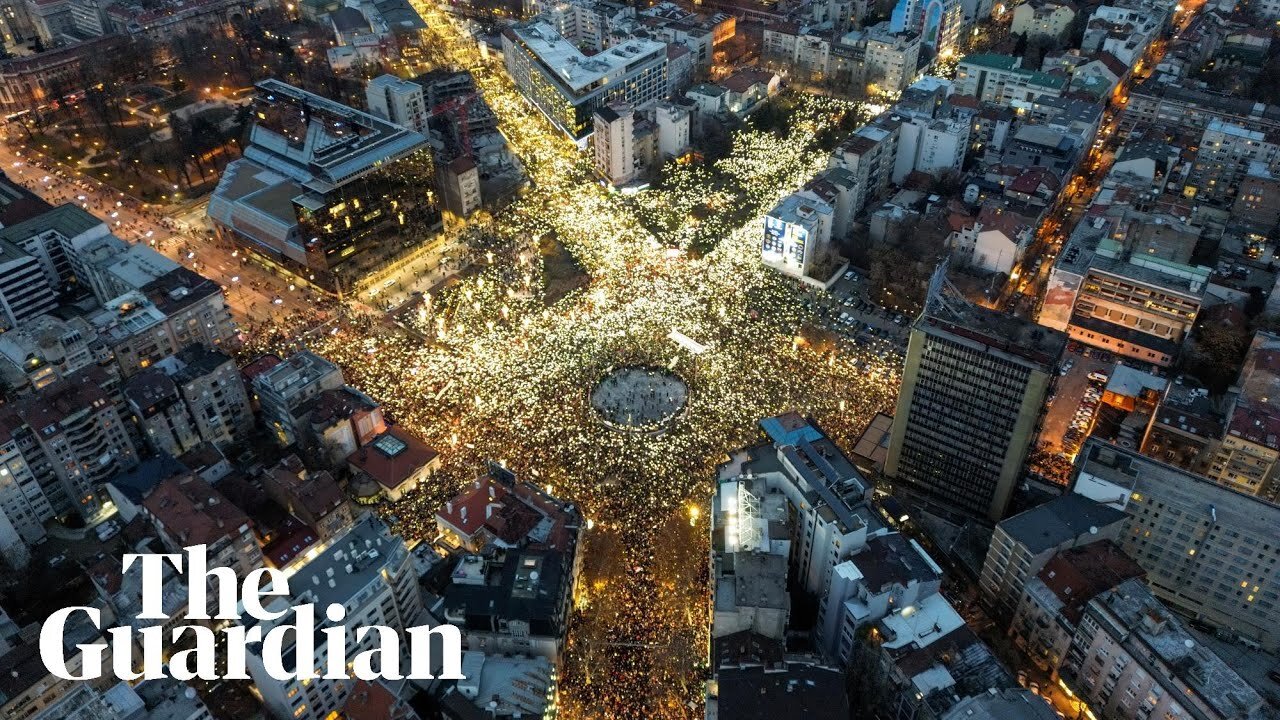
[347,429,439,491]
[1037,541,1145,624]
[143,476,253,547]
[720,67,776,94]
[262,516,319,569]
[342,680,412,720]
[437,473,577,552]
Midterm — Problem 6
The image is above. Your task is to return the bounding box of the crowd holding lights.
[237,5,904,718]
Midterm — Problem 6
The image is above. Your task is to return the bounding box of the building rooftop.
[266,455,346,523]
[1034,540,1145,625]
[246,79,428,193]
[261,515,319,569]
[134,679,213,720]
[0,203,102,245]
[918,300,1067,368]
[143,475,252,547]
[443,652,553,719]
[714,660,849,720]
[1093,578,1268,720]
[1105,363,1165,399]
[852,532,942,593]
[940,688,1058,720]
[961,53,1066,89]
[347,428,439,491]
[1073,439,1280,542]
[289,515,402,609]
[879,592,967,651]
[716,550,789,612]
[997,493,1127,554]
[506,22,666,94]
[443,547,570,636]
[436,468,581,552]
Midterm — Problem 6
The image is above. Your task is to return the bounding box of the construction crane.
[431,93,478,158]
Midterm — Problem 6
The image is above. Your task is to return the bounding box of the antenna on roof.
[924,258,971,318]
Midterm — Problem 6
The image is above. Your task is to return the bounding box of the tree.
[1184,323,1250,394]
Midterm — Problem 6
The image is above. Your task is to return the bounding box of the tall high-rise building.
[889,0,961,57]
[886,281,1065,522]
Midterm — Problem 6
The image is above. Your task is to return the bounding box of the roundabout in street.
[590,365,689,434]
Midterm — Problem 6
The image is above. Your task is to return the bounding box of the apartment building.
[125,345,252,456]
[247,516,423,720]
[593,102,638,186]
[1123,76,1280,137]
[754,414,875,592]
[1010,0,1075,41]
[265,455,354,543]
[436,467,582,663]
[954,54,1066,107]
[819,531,943,664]
[1187,120,1280,205]
[298,386,386,466]
[711,468,792,641]
[886,298,1066,523]
[1061,578,1269,720]
[365,74,430,133]
[252,350,346,447]
[763,190,834,279]
[11,367,137,522]
[829,114,900,215]
[1073,439,1280,651]
[978,494,1127,618]
[0,239,56,330]
[143,474,262,582]
[1009,541,1146,676]
[1205,331,1280,499]
[0,314,103,392]
[87,266,237,378]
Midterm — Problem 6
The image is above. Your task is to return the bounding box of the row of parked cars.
[1063,371,1110,454]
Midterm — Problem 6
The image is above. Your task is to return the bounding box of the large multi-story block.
[1060,578,1269,720]
[1073,439,1280,651]
[208,80,441,292]
[1204,331,1280,499]
[887,297,1066,523]
[1040,214,1208,367]
[762,190,834,279]
[246,516,422,720]
[501,21,668,140]
[436,467,583,663]
[125,344,253,456]
[1187,120,1280,205]
[829,114,901,215]
[954,54,1066,107]
[252,350,346,447]
[1009,540,1145,676]
[9,366,138,522]
[978,494,1127,618]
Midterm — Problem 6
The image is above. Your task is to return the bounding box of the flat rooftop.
[918,300,1067,368]
[508,22,666,93]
